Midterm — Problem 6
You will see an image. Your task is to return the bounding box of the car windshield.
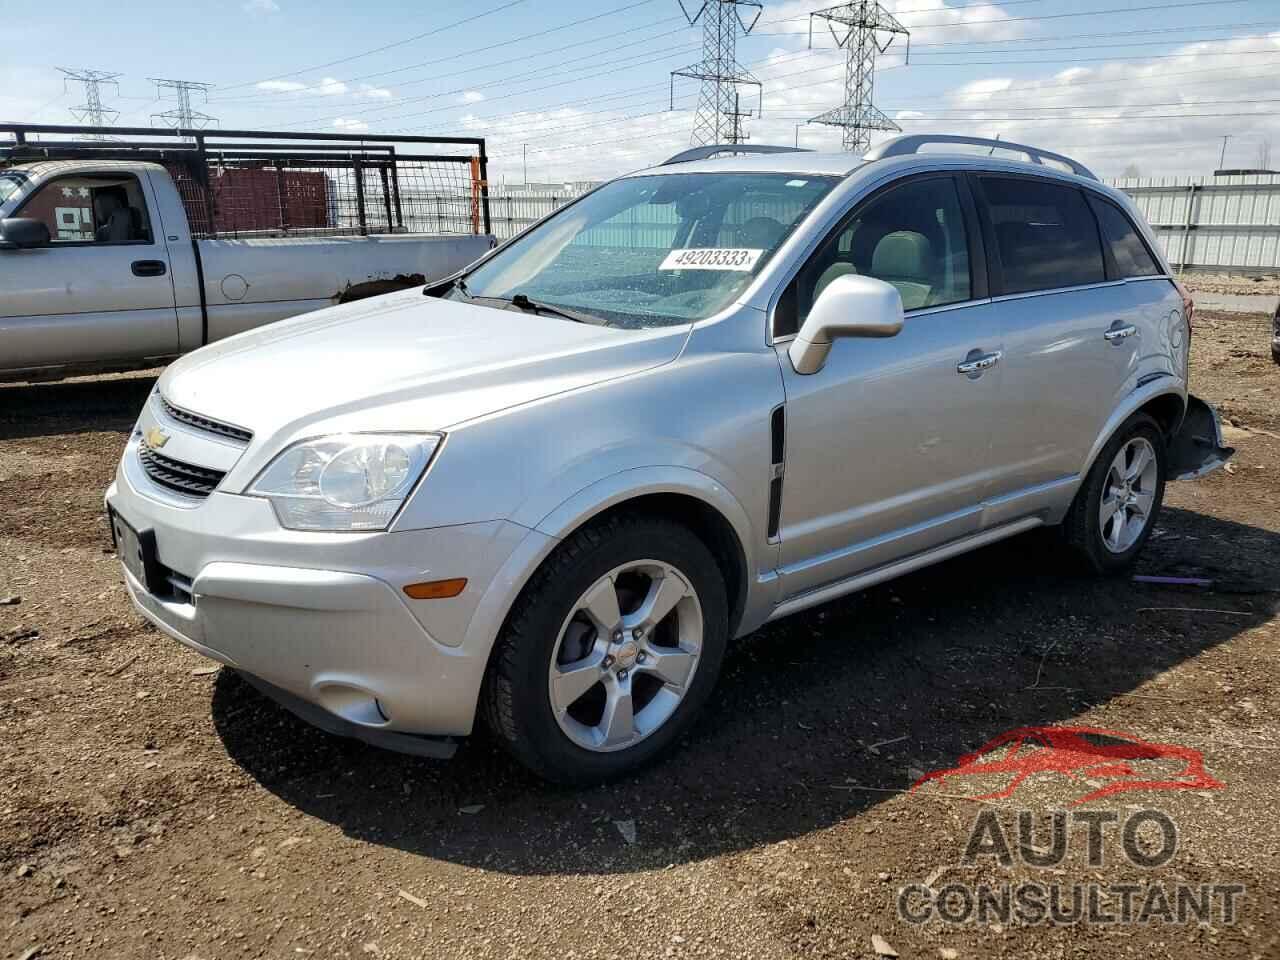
[448,172,839,329]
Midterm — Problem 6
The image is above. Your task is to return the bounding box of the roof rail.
[661,143,812,166]
[864,134,1097,181]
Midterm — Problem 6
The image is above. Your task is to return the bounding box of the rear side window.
[980,177,1104,295]
[1089,196,1161,278]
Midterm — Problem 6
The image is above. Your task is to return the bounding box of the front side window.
[1089,196,1161,278]
[980,177,1104,295]
[450,172,839,329]
[15,174,153,244]
[777,175,972,336]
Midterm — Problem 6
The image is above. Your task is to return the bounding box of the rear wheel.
[1063,413,1167,573]
[482,514,728,784]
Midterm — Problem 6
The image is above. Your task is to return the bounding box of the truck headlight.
[247,434,441,531]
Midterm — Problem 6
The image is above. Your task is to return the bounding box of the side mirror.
[787,274,904,375]
[0,217,51,250]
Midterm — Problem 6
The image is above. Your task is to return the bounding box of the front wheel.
[482,514,728,784]
[1062,413,1167,573]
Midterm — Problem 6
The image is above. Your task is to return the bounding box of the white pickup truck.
[0,127,494,382]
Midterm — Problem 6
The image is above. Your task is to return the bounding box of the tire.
[1062,413,1167,574]
[482,513,729,784]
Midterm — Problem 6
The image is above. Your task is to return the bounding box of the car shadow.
[0,372,158,440]
[212,505,1277,876]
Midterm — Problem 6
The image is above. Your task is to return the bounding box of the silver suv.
[106,134,1232,783]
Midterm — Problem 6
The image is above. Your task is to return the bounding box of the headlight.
[247,433,441,532]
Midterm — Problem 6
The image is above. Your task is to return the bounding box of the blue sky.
[4,0,1280,181]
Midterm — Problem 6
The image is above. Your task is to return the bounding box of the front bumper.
[107,457,549,741]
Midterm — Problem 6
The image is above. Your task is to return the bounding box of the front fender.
[456,465,773,700]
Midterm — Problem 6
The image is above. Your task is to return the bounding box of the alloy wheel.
[1099,436,1159,553]
[547,560,703,753]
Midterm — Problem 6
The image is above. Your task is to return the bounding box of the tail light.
[1172,279,1194,331]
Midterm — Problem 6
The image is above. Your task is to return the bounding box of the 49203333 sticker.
[658,248,764,271]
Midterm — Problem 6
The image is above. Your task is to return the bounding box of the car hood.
[159,289,688,439]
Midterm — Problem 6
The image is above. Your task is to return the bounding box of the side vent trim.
[767,404,785,541]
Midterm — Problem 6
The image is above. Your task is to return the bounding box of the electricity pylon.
[671,1,763,146]
[149,78,217,134]
[57,67,121,139]
[807,1,909,153]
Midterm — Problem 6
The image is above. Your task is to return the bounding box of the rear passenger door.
[973,175,1143,520]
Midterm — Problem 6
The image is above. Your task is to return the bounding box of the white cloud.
[359,84,393,99]
[909,32,1280,176]
[243,0,280,13]
[316,77,348,97]
[255,79,307,93]
[461,91,486,104]
[333,117,369,131]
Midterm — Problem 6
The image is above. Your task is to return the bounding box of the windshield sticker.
[786,179,809,187]
[659,247,764,272]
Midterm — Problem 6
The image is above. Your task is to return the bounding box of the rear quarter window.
[980,176,1105,295]
[1089,196,1162,278]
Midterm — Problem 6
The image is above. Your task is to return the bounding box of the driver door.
[772,173,1004,598]
[0,172,178,372]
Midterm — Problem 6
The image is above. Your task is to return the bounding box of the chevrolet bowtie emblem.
[145,426,170,449]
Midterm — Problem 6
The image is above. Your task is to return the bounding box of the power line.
[308,20,1280,142]
[756,0,1254,34]
[903,20,1280,49]
[276,39,704,130]
[211,3,676,103]
[218,0,530,92]
[213,19,690,109]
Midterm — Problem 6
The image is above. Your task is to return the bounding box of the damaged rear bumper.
[1169,394,1234,480]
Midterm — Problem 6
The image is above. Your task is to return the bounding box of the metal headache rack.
[0,124,492,239]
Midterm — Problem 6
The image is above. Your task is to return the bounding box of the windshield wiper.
[509,293,607,326]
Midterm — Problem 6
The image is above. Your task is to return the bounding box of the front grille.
[159,395,252,444]
[138,443,226,498]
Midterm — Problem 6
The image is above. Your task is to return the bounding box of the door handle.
[956,350,1002,375]
[1104,324,1137,342]
[131,259,167,278]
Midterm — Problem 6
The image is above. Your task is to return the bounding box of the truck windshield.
[449,172,839,329]
[0,173,26,206]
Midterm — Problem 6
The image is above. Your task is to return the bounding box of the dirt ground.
[1183,274,1280,298]
[2,311,1278,960]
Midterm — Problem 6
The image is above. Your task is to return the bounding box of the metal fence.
[0,124,490,240]
[485,187,594,240]
[1111,174,1280,275]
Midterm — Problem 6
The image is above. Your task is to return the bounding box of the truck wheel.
[482,514,728,784]
[1063,413,1167,574]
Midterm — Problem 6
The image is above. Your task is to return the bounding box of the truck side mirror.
[787,274,904,375]
[0,217,51,250]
